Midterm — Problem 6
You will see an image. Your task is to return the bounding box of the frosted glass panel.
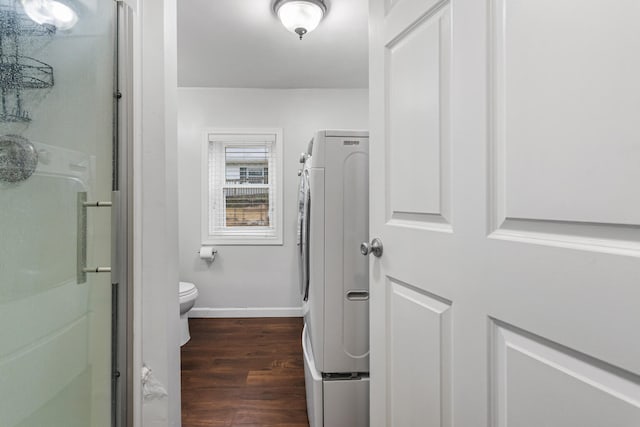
[0,174,84,302]
[0,0,115,426]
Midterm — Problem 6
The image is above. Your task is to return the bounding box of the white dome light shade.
[21,0,78,31]
[275,0,326,40]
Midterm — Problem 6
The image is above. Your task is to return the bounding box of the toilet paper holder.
[198,246,217,262]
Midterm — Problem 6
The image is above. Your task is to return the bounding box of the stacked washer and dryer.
[297,130,370,427]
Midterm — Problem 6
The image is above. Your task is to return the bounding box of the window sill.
[202,236,283,246]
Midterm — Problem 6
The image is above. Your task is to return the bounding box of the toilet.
[179,281,199,346]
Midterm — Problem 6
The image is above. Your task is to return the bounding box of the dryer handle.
[346,290,369,301]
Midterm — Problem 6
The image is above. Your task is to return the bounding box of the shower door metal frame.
[113,0,136,426]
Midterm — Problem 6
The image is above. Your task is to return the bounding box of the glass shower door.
[0,0,116,426]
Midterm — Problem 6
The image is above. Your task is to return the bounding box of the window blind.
[208,133,278,238]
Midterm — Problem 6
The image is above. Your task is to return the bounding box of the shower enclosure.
[0,0,125,425]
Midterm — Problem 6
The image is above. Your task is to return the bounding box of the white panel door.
[369,0,640,426]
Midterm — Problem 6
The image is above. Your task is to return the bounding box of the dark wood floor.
[181,318,310,427]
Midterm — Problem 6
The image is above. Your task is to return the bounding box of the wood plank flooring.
[181,318,309,427]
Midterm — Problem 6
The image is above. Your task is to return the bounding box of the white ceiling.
[177,0,369,88]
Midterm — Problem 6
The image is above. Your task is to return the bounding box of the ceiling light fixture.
[273,0,327,40]
[21,0,78,31]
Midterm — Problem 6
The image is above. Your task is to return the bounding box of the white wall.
[178,88,368,315]
[136,0,181,425]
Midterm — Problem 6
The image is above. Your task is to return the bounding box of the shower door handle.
[77,191,114,284]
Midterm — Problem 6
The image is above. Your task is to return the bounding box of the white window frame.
[201,128,284,245]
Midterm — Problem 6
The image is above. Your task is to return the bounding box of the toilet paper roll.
[199,246,216,262]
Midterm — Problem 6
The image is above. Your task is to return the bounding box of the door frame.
[129,0,183,426]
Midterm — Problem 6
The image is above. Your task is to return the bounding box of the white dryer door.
[296,169,305,296]
[301,170,311,301]
[297,168,310,300]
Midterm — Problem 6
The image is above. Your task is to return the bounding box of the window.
[202,129,283,245]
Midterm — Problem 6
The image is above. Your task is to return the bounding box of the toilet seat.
[179,281,198,300]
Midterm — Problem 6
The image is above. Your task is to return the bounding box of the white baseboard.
[189,307,303,318]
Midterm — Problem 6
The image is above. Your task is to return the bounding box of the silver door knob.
[297,169,302,176]
[361,238,383,257]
